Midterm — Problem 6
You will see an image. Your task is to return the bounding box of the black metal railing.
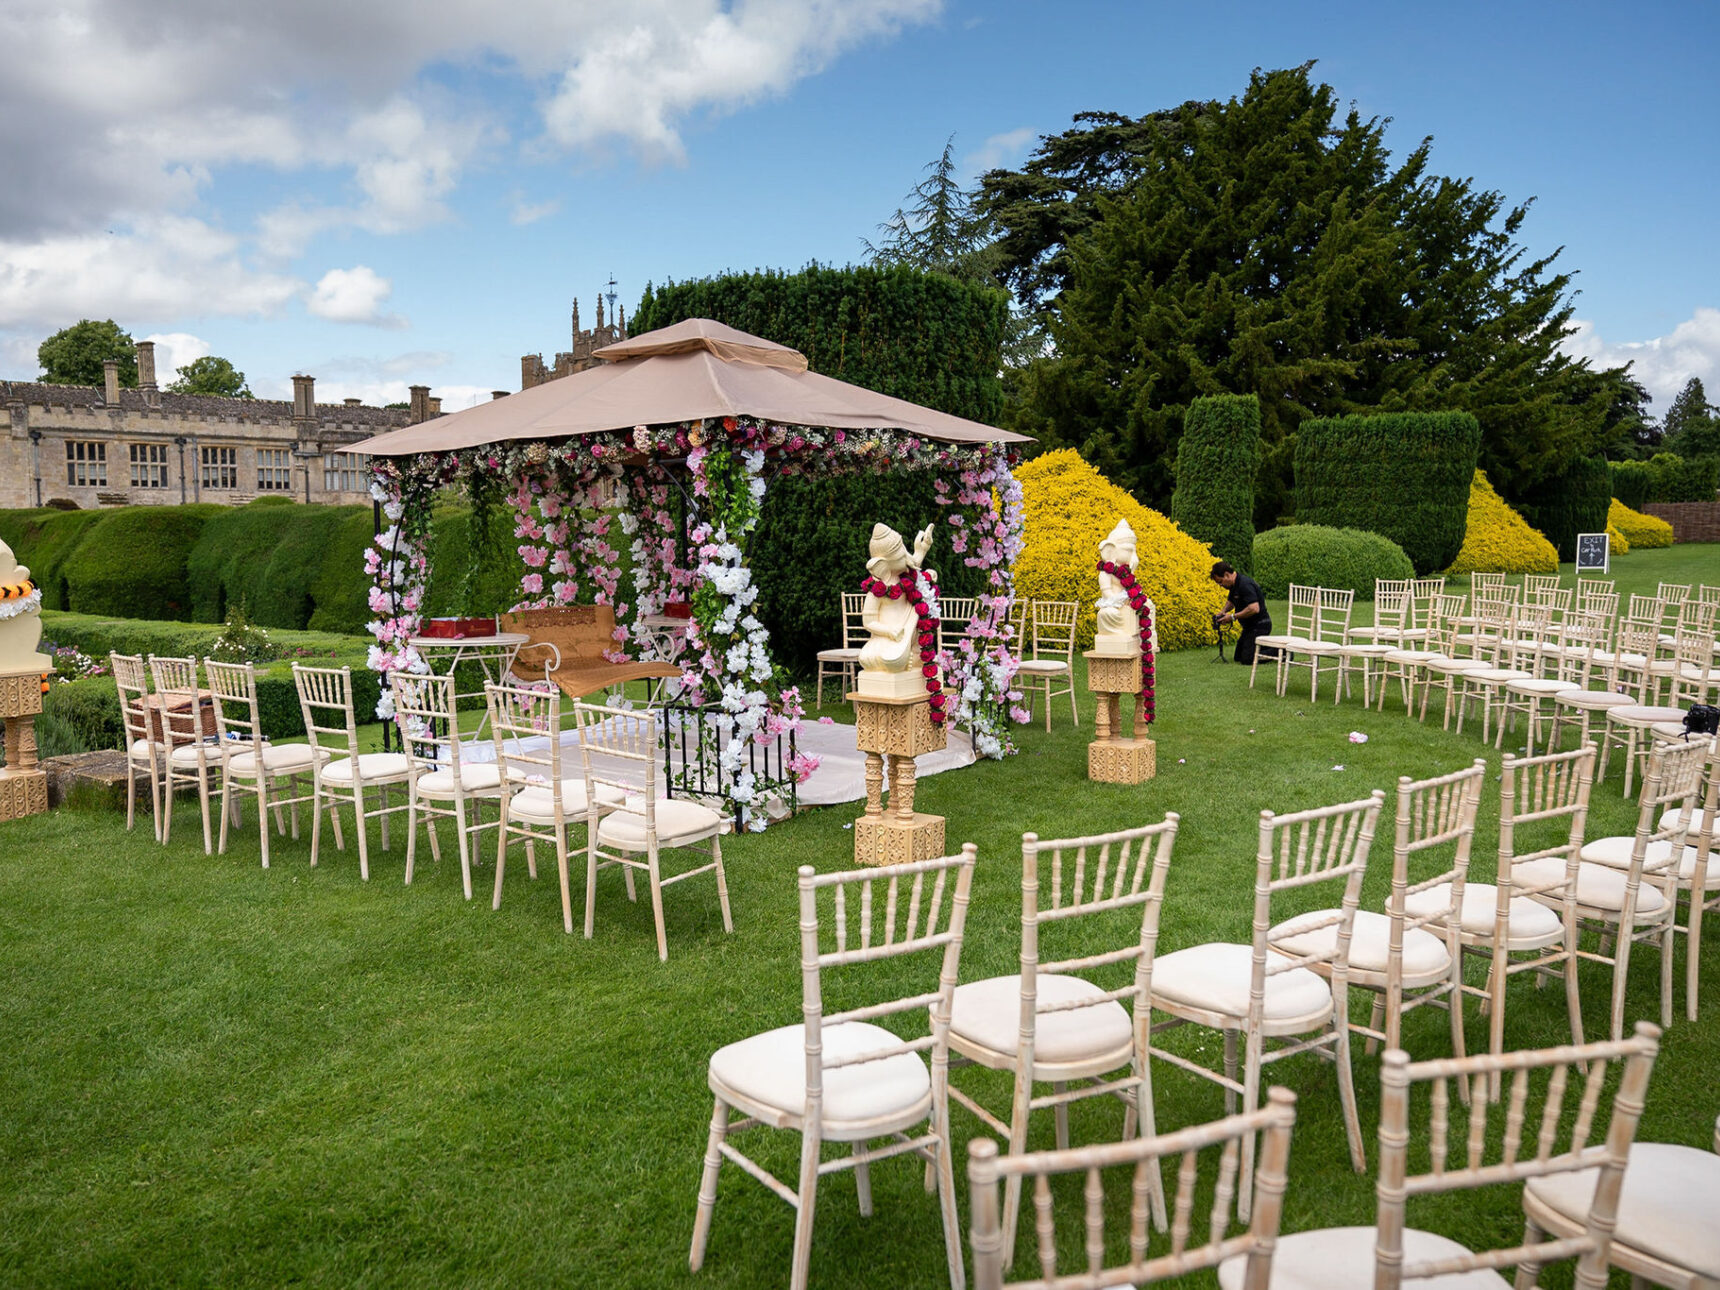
[658,702,799,822]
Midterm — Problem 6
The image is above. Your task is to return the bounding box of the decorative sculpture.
[1093,520,1141,654]
[1084,519,1157,783]
[857,522,938,699]
[0,537,50,820]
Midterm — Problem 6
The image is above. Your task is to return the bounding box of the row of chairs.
[689,739,1719,1287]
[111,653,730,960]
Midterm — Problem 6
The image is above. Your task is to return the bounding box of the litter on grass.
[1348,731,1369,744]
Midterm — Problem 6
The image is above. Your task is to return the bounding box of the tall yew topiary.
[1172,394,1260,573]
[1515,456,1611,561]
[1293,411,1480,575]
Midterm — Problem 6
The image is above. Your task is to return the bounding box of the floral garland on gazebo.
[364,419,1024,825]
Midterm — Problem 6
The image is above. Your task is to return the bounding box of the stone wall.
[1642,502,1720,543]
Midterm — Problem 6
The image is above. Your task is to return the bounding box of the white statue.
[0,537,51,673]
[857,522,938,699]
[1094,519,1157,656]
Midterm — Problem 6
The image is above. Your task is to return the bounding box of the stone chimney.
[428,396,442,416]
[344,397,362,406]
[135,340,157,392]
[408,385,430,424]
[491,389,509,401]
[103,359,120,404]
[292,374,315,419]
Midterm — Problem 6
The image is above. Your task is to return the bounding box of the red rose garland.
[1095,560,1155,723]
[860,568,948,725]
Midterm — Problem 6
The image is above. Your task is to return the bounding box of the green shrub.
[306,509,381,635]
[1515,456,1611,561]
[42,677,123,752]
[1609,460,1654,509]
[187,503,371,629]
[0,508,108,608]
[32,712,89,760]
[423,501,532,618]
[58,505,222,619]
[1172,393,1261,573]
[1651,452,1720,502]
[1251,524,1415,599]
[1292,412,1480,574]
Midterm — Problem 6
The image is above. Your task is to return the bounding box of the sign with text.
[1575,532,1610,573]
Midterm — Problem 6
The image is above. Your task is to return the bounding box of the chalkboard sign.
[1575,532,1610,573]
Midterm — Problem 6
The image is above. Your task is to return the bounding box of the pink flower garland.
[860,568,948,724]
[1095,559,1157,723]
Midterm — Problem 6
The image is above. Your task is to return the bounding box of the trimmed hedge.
[187,501,371,628]
[59,504,223,619]
[1609,498,1672,549]
[1292,412,1480,575]
[0,508,109,608]
[1444,471,1559,575]
[1515,456,1611,562]
[1611,453,1720,506]
[1171,394,1260,574]
[1251,525,1415,599]
[1014,450,1217,650]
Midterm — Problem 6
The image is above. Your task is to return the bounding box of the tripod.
[1212,615,1234,663]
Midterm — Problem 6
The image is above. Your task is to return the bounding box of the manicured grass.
[2,547,1715,1288]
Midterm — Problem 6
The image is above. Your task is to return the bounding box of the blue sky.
[2,0,1715,414]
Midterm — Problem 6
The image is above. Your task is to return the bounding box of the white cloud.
[1562,307,1720,411]
[142,332,211,384]
[965,127,1036,174]
[307,266,407,328]
[510,196,562,226]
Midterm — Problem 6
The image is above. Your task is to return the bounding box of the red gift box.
[663,602,693,620]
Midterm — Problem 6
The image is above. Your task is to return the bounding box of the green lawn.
[2,546,1715,1288]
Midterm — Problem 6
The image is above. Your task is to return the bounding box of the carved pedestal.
[0,668,49,821]
[1083,649,1156,784]
[850,690,948,866]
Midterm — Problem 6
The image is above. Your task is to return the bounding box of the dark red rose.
[722,417,736,431]
[914,603,929,618]
[929,692,947,709]
[918,632,933,647]
[925,678,939,693]
[888,587,903,600]
[921,663,937,678]
[906,589,923,605]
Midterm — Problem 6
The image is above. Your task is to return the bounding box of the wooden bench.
[499,605,682,701]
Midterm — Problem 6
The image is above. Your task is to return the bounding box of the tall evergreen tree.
[1662,377,1720,458]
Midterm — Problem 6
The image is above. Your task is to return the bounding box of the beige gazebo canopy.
[349,318,1029,457]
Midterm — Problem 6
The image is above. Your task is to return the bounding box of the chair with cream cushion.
[1151,791,1382,1219]
[968,1087,1298,1290]
[484,683,620,932]
[947,816,1180,1263]
[1251,584,1316,692]
[149,655,221,855]
[814,591,867,708]
[294,662,417,880]
[1275,586,1352,703]
[393,672,503,901]
[206,658,328,868]
[690,849,976,1290]
[1497,613,1588,755]
[111,653,163,841]
[1669,617,1720,709]
[1218,1023,1662,1290]
[1412,595,1494,725]
[573,698,729,960]
[1448,601,1541,744]
[1522,1112,1720,1290]
[1335,583,1412,707]
[1519,738,1706,1041]
[1017,600,1078,731]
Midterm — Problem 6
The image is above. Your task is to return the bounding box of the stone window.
[129,443,169,489]
[257,448,293,491]
[200,445,239,490]
[323,451,368,494]
[66,440,107,487]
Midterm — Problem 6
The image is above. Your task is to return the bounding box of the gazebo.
[348,319,1031,828]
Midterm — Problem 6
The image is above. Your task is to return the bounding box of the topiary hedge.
[0,508,110,608]
[1251,525,1415,599]
[1611,452,1720,505]
[58,504,224,619]
[1014,449,1216,650]
[1443,471,1559,575]
[1609,498,1672,549]
[1292,412,1480,575]
[1171,393,1260,574]
[187,501,373,629]
[1515,456,1611,562]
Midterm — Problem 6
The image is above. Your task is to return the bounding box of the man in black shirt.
[1209,561,1274,665]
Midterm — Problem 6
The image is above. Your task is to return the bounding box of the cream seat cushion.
[1463,668,1532,683]
[1384,648,1441,664]
[1505,677,1580,695]
[1423,656,1489,672]
[1608,704,1688,725]
[1016,658,1070,673]
[417,763,504,797]
[1583,835,1718,889]
[1150,943,1331,1023]
[1270,909,1451,980]
[508,778,623,823]
[948,974,1133,1066]
[133,740,216,767]
[320,752,414,783]
[1524,1143,1720,1278]
[1512,858,1670,918]
[709,1020,930,1134]
[226,743,322,776]
[1555,689,1637,710]
[597,797,725,849]
[1217,1225,1510,1289]
[1658,805,1715,836]
[1403,883,1563,945]
[815,647,861,662]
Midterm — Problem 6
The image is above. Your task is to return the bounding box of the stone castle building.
[519,294,628,390]
[0,340,446,510]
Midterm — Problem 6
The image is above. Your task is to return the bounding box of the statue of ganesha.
[0,537,51,673]
[857,522,938,699]
[1093,519,1158,656]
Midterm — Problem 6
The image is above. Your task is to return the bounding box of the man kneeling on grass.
[1209,561,1274,666]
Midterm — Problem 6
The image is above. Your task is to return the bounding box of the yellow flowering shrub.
[1015,449,1216,650]
[1608,522,1630,555]
[1444,470,1559,575]
[1609,498,1672,549]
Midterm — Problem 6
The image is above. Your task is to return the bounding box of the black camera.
[1211,611,1228,629]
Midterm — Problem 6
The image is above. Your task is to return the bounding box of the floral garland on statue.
[1094,559,1157,723]
[860,567,949,724]
[0,577,42,621]
[933,445,1027,757]
[365,464,434,719]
